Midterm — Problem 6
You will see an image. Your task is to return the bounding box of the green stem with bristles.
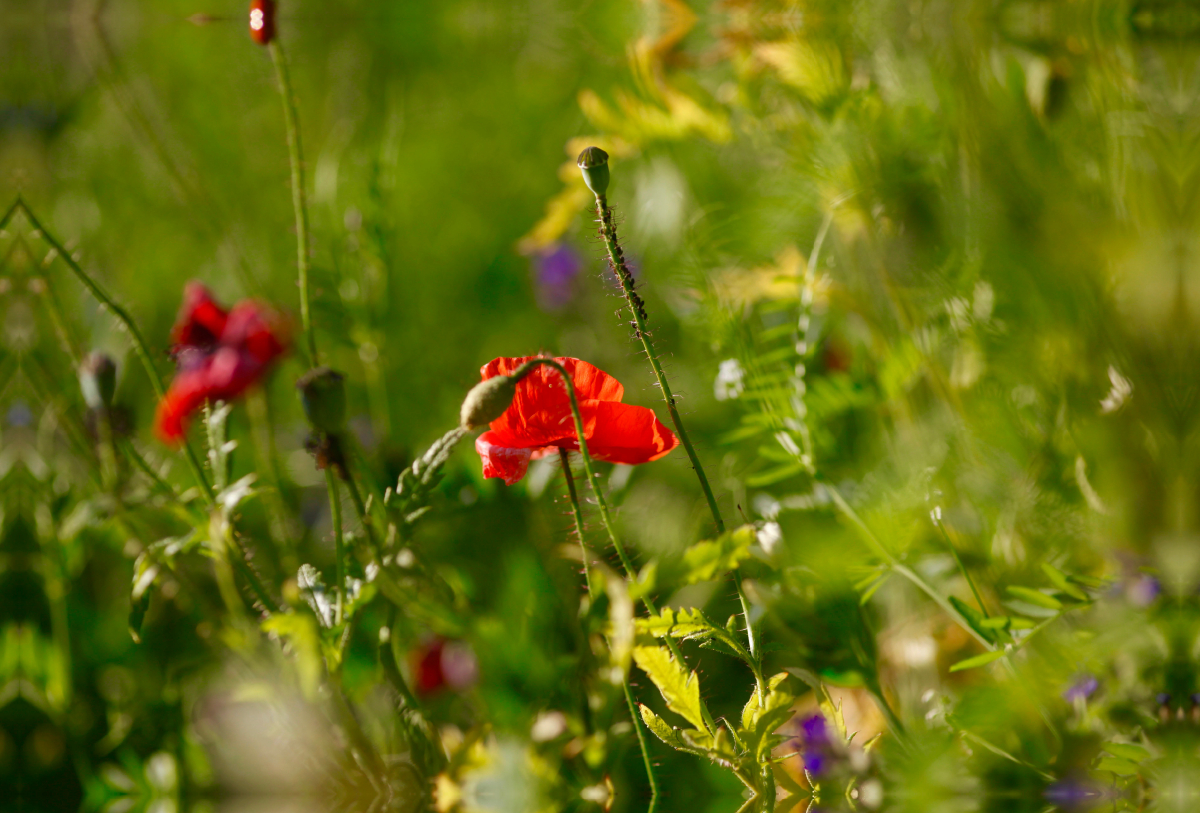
[591,192,759,662]
[268,40,317,366]
[558,447,594,597]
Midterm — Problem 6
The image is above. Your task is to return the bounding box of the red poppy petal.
[576,400,678,465]
[475,431,533,485]
[154,367,214,443]
[482,357,625,449]
[223,301,290,364]
[171,281,229,349]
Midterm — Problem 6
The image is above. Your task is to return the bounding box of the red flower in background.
[155,282,288,443]
[411,638,478,697]
[249,0,276,45]
[474,356,678,485]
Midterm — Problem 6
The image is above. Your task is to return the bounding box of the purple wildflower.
[1063,674,1098,703]
[533,243,582,310]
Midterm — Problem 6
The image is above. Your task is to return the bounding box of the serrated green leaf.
[632,646,708,732]
[1102,742,1151,763]
[742,672,791,730]
[638,607,716,639]
[639,704,689,751]
[1040,563,1088,600]
[741,678,796,760]
[679,526,756,585]
[948,650,1006,672]
[1006,586,1063,609]
[1095,756,1140,776]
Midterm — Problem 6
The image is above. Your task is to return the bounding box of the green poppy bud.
[79,352,117,410]
[460,374,520,429]
[296,367,347,433]
[577,146,610,196]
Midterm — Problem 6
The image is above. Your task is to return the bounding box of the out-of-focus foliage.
[3,0,1199,811]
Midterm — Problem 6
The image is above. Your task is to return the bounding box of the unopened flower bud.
[249,0,276,45]
[79,352,117,410]
[460,374,519,429]
[296,367,346,433]
[577,146,610,196]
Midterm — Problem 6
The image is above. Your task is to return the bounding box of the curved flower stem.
[326,467,346,626]
[558,447,594,598]
[268,40,317,366]
[519,359,718,729]
[16,198,213,502]
[591,194,758,660]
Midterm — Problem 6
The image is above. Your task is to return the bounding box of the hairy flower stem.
[16,198,213,502]
[327,468,346,625]
[624,679,660,813]
[522,360,718,720]
[591,194,759,660]
[268,40,317,366]
[558,447,594,597]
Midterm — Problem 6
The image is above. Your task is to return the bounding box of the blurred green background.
[5,0,1200,811]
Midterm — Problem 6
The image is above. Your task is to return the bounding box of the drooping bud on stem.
[297,367,346,434]
[79,352,117,410]
[576,146,610,197]
[249,0,276,45]
[459,361,538,429]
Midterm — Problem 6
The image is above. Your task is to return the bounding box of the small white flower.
[714,358,745,401]
[757,521,783,555]
[1100,365,1131,414]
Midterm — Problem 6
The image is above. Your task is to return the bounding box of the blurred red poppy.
[155,282,288,443]
[473,356,678,485]
[249,0,276,45]
[411,638,478,697]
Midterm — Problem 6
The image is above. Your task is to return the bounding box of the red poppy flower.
[249,0,276,45]
[473,356,678,485]
[155,282,289,443]
[411,638,478,697]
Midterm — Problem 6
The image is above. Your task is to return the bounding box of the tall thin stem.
[558,447,594,597]
[624,679,660,813]
[591,193,759,659]
[519,360,720,714]
[326,468,346,625]
[16,199,212,501]
[268,40,317,365]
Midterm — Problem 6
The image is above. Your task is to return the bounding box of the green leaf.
[632,646,708,732]
[261,613,323,699]
[639,704,689,751]
[1005,586,1063,610]
[948,650,1006,672]
[746,463,808,488]
[638,607,716,640]
[1040,563,1088,601]
[949,596,1002,644]
[678,526,756,584]
[740,675,796,760]
[741,672,791,730]
[1095,756,1140,777]
[1102,742,1151,763]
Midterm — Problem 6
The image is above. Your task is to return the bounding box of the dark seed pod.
[296,367,347,433]
[249,0,276,45]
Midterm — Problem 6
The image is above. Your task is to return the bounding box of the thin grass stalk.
[268,40,317,365]
[16,199,213,501]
